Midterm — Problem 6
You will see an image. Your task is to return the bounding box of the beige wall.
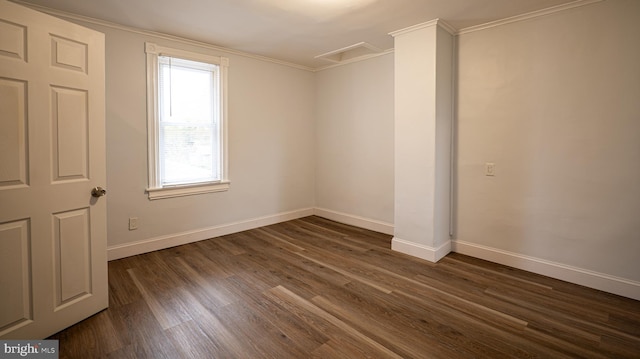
[315,54,395,225]
[456,0,640,281]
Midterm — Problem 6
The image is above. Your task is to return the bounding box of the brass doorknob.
[91,187,107,197]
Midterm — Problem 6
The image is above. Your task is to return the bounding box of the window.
[145,43,229,200]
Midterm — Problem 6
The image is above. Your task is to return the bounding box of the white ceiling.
[16,0,577,69]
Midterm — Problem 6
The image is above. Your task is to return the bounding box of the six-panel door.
[0,0,107,339]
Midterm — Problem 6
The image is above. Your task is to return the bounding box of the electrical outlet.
[485,162,495,176]
[129,217,139,230]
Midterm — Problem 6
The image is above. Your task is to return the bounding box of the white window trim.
[145,42,229,200]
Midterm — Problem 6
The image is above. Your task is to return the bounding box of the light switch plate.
[485,162,495,176]
[129,217,139,230]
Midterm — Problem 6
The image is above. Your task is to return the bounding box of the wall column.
[390,20,455,262]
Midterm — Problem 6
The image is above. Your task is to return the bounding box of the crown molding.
[389,18,438,37]
[389,18,456,38]
[457,0,603,35]
[11,0,315,72]
[437,20,457,36]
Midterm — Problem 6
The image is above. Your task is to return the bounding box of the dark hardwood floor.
[49,216,640,358]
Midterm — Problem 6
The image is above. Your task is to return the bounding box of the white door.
[0,0,107,339]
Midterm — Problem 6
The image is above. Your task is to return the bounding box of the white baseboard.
[107,208,314,261]
[452,240,640,301]
[392,237,451,263]
[313,208,395,235]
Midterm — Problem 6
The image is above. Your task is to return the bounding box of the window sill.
[146,181,230,200]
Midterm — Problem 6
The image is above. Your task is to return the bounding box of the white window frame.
[145,42,229,200]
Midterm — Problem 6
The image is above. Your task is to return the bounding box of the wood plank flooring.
[49,216,640,358]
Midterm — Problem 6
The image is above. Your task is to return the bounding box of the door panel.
[53,208,91,307]
[51,35,87,73]
[51,86,88,181]
[0,0,107,339]
[0,219,32,333]
[0,19,26,60]
[0,78,28,187]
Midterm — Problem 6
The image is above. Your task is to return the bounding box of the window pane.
[160,125,219,185]
[158,56,220,186]
[159,58,215,124]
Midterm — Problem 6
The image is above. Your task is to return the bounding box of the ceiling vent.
[315,42,383,63]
